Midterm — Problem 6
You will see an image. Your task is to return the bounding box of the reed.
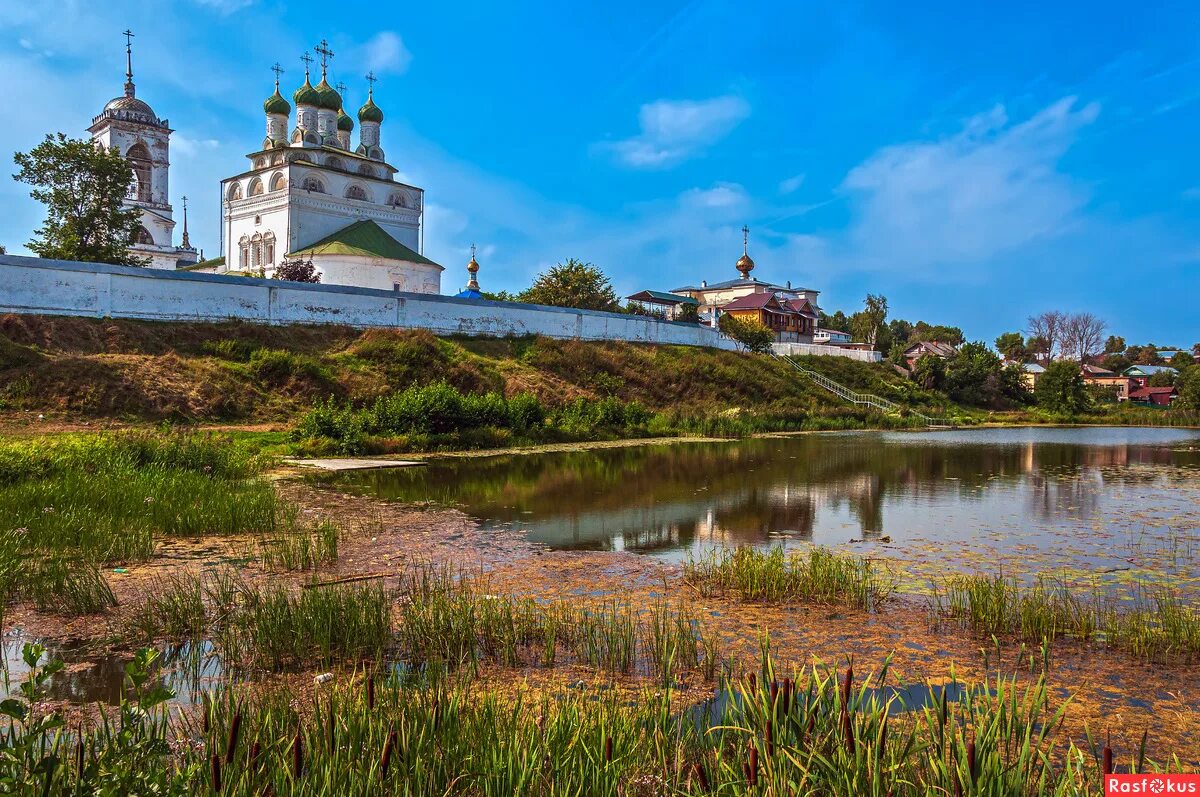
[4,639,1193,795]
[931,573,1200,663]
[684,546,896,610]
[256,519,340,571]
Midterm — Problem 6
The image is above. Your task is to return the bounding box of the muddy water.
[324,427,1200,591]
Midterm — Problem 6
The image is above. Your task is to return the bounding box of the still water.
[328,427,1200,583]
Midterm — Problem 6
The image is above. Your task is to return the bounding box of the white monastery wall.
[0,256,734,350]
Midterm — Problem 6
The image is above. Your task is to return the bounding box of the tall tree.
[519,259,619,311]
[994,332,1027,362]
[849,294,888,349]
[1035,360,1089,414]
[12,133,149,266]
[1061,312,1107,363]
[1168,351,1195,371]
[1176,367,1200,412]
[1027,311,1066,364]
[1104,335,1126,355]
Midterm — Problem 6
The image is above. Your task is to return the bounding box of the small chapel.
[212,42,442,293]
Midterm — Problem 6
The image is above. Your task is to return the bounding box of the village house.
[813,328,851,345]
[902,340,958,370]
[1123,364,1177,390]
[624,290,700,321]
[1129,385,1178,406]
[718,291,819,342]
[1006,361,1045,390]
[1081,364,1134,401]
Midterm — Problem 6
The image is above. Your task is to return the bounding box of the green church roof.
[358,92,384,123]
[264,86,291,115]
[337,108,354,131]
[288,220,442,268]
[314,77,342,110]
[293,76,320,107]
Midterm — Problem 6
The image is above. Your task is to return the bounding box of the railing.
[771,353,951,428]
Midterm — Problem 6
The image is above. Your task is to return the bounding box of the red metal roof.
[1129,386,1178,399]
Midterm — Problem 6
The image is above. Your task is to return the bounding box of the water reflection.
[322,427,1200,565]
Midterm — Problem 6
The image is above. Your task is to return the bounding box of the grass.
[684,546,897,610]
[255,520,340,571]
[3,637,1194,794]
[931,573,1200,663]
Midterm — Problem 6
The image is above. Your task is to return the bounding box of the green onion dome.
[314,77,342,111]
[336,107,354,131]
[263,86,291,115]
[293,76,320,107]
[358,92,384,124]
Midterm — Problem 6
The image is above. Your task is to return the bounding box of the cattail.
[782,677,793,715]
[966,739,976,785]
[75,729,84,780]
[842,705,855,756]
[381,728,397,778]
[291,728,303,780]
[249,740,262,772]
[748,673,757,694]
[367,673,376,710]
[202,693,211,736]
[210,754,222,793]
[224,707,242,765]
[1102,733,1113,776]
[746,742,759,787]
[604,735,613,763]
[770,681,779,709]
[692,762,711,791]
[765,719,775,757]
[432,696,441,730]
[842,664,853,706]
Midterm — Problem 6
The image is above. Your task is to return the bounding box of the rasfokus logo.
[1106,775,1200,795]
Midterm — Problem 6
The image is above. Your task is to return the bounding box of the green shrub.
[249,348,330,384]
[201,338,259,362]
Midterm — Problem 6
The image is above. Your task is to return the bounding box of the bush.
[1035,360,1090,414]
[249,348,329,384]
[718,314,774,354]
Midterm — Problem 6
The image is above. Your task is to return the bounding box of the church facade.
[88,34,198,270]
[214,50,441,293]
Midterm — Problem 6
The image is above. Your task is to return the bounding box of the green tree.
[718,313,774,354]
[819,310,850,332]
[912,321,965,346]
[1104,335,1126,355]
[1168,351,1194,371]
[1147,370,1176,387]
[519,259,619,311]
[1125,345,1163,365]
[12,133,148,266]
[888,319,914,347]
[1101,353,1131,374]
[944,341,1007,406]
[675,302,700,323]
[273,255,320,283]
[849,294,888,349]
[994,332,1027,362]
[912,354,946,390]
[1035,360,1090,414]
[1175,367,1200,412]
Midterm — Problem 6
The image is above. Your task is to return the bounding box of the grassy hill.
[0,314,951,433]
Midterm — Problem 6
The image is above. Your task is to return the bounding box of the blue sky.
[2,0,1198,345]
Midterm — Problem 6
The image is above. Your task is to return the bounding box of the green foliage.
[674,302,700,323]
[273,255,320,283]
[994,331,1027,361]
[249,348,331,385]
[911,321,965,346]
[718,313,774,353]
[518,258,619,311]
[1104,335,1126,354]
[1175,366,1200,411]
[848,293,888,349]
[1147,370,1176,388]
[912,354,945,390]
[1035,360,1090,414]
[12,133,149,265]
[943,341,1020,407]
[1168,352,1194,372]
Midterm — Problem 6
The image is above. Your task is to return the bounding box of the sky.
[1,0,1198,345]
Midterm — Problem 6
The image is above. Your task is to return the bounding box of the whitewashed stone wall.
[772,342,882,362]
[0,255,736,350]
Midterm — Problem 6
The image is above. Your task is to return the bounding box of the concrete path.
[285,458,426,471]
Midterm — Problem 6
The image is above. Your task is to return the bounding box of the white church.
[206,44,443,293]
[89,33,198,270]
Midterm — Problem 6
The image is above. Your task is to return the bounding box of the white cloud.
[602,95,750,168]
[778,173,805,194]
[172,135,220,158]
[680,182,747,210]
[362,31,412,75]
[191,0,257,14]
[835,96,1101,272]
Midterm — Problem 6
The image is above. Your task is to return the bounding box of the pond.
[325,426,1200,591]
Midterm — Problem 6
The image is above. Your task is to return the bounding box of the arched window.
[326,156,344,170]
[270,172,287,191]
[248,178,264,196]
[126,143,152,202]
[253,157,267,169]
[345,184,368,201]
[357,163,374,178]
[132,226,154,245]
[227,182,243,201]
[238,235,250,268]
[251,232,263,269]
[301,176,325,193]
[388,192,406,208]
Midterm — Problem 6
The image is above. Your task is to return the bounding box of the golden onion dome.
[736,252,755,277]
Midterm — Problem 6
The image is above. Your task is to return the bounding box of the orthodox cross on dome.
[736,224,755,279]
[365,70,377,96]
[315,38,335,76]
[466,243,480,290]
[300,51,314,78]
[123,28,135,95]
[335,81,347,99]
[742,225,750,253]
[271,61,284,87]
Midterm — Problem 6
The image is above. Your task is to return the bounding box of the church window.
[301,176,325,193]
[270,173,287,191]
[227,183,243,201]
[126,143,152,203]
[345,185,368,201]
[388,192,406,208]
[132,226,154,245]
[248,178,264,196]
[254,157,267,169]
[254,215,261,225]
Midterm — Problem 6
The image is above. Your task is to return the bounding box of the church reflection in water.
[321,428,1200,558]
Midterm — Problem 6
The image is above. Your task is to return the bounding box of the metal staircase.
[771,353,951,428]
